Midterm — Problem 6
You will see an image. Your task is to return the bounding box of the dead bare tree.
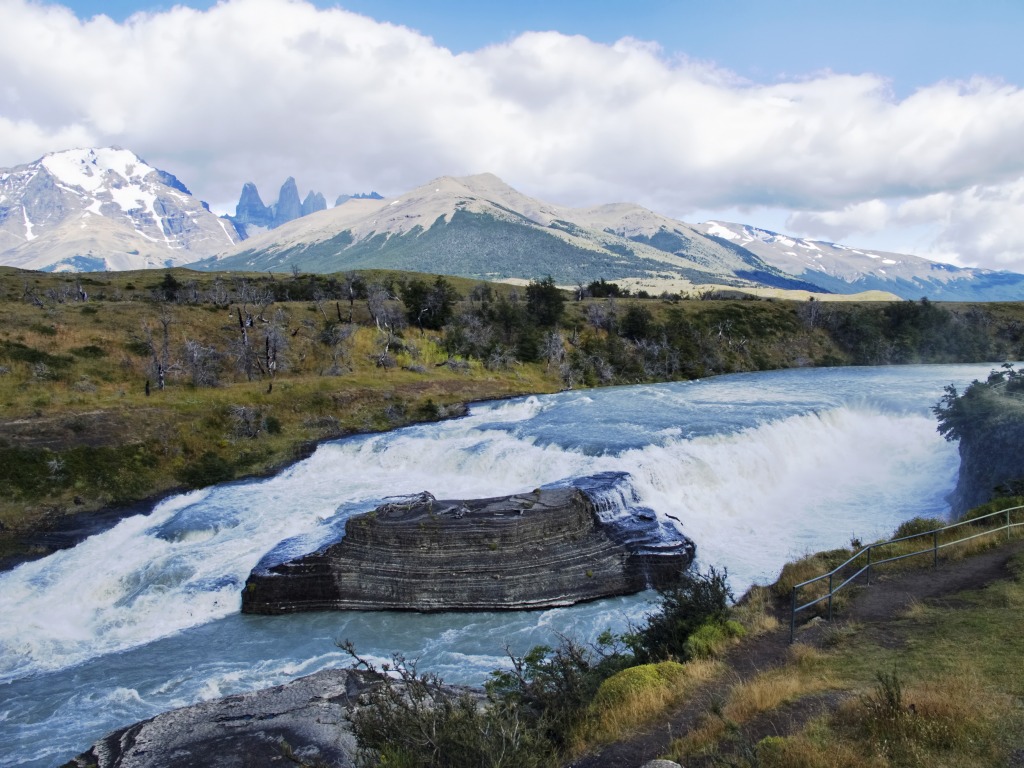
[143,309,175,390]
[321,322,355,375]
[207,276,230,307]
[22,281,44,308]
[341,272,365,323]
[182,339,221,387]
[228,405,263,439]
[312,287,331,322]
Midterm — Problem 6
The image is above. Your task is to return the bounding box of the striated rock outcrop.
[68,669,368,768]
[242,475,694,614]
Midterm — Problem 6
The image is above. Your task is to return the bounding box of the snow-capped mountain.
[695,221,1024,301]
[199,173,819,292]
[0,147,238,272]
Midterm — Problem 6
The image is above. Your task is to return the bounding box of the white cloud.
[786,200,892,241]
[2,0,1024,270]
[785,182,1024,271]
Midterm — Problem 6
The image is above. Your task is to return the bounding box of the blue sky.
[59,0,1024,94]
[5,0,1024,270]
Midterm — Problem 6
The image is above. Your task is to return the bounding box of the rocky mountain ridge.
[224,179,385,239]
[203,172,1024,300]
[2,146,1022,301]
[203,172,819,293]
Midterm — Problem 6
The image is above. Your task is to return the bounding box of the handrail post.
[828,573,833,622]
[933,530,939,568]
[1008,508,1012,543]
[866,546,872,585]
[790,586,797,643]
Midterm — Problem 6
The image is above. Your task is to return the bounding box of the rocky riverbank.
[241,475,695,614]
[66,668,369,768]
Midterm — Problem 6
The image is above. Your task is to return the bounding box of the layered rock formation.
[242,477,694,614]
[69,669,367,768]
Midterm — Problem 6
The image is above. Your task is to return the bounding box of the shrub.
[627,567,733,663]
[70,345,108,359]
[341,642,551,768]
[685,619,746,660]
[590,661,686,711]
[486,637,611,749]
[176,451,234,488]
[893,516,945,539]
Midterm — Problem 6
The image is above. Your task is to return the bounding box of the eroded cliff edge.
[241,475,695,614]
[935,368,1024,516]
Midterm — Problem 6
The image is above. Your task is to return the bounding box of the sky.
[3,0,1024,272]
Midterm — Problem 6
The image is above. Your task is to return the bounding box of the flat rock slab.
[67,669,367,768]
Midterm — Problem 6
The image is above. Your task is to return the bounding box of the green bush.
[893,516,946,539]
[627,567,734,663]
[176,451,235,488]
[685,618,747,660]
[590,661,685,711]
[961,496,1024,524]
[590,664,663,710]
[70,345,108,359]
[342,642,551,768]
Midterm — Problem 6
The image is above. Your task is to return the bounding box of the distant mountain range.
[2,147,1023,300]
[199,172,822,293]
[693,222,1024,302]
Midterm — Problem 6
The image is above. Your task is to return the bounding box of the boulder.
[242,475,694,614]
[67,668,368,768]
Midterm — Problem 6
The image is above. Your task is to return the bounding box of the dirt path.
[567,539,1024,768]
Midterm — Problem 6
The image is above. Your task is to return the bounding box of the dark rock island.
[242,474,695,614]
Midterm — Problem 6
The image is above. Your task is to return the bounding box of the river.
[0,363,996,766]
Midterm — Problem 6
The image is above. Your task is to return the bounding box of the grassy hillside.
[2,266,1022,562]
[0,267,556,559]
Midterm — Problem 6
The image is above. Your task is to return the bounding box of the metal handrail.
[789,504,1024,641]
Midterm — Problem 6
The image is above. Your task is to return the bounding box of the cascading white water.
[0,364,993,767]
